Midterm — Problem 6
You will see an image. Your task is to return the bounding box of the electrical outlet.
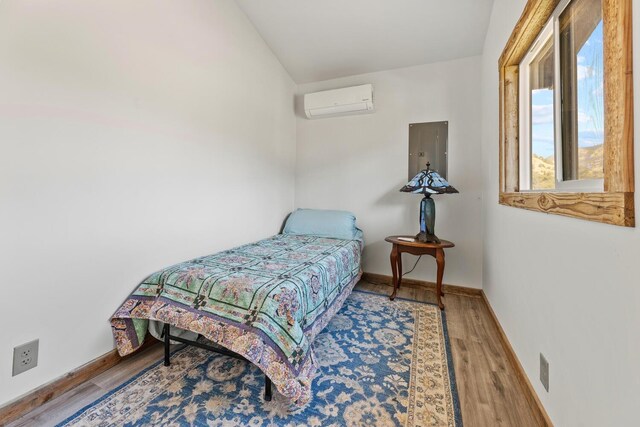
[540,353,549,392]
[12,339,39,376]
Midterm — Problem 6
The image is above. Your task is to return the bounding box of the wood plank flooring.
[8,281,540,426]
[357,281,540,426]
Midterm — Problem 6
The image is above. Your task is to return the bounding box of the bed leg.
[264,375,272,401]
[163,323,171,367]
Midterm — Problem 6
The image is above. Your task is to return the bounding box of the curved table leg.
[436,249,445,310]
[390,244,399,300]
[397,252,403,289]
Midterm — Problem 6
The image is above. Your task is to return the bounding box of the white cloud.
[532,104,554,125]
[591,82,604,97]
[577,65,595,80]
[578,111,591,123]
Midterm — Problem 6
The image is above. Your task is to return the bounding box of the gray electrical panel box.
[408,121,448,180]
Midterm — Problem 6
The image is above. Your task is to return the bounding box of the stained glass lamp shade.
[400,163,458,243]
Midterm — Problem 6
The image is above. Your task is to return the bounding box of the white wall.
[481,1,640,425]
[296,57,484,289]
[0,0,296,406]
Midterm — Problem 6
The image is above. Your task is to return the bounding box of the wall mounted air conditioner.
[304,84,374,119]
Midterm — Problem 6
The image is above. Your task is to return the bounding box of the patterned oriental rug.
[59,291,462,427]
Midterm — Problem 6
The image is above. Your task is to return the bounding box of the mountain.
[531,144,603,189]
[578,144,604,179]
[532,154,555,189]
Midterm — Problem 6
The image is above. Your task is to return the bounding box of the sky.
[531,21,604,158]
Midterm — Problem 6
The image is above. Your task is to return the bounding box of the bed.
[110,210,363,406]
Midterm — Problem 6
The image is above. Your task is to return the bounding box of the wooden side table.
[385,235,455,310]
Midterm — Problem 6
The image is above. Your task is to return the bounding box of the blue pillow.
[283,209,361,240]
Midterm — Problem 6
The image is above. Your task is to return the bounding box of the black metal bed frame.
[162,323,272,401]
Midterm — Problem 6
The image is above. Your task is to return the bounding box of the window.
[498,0,634,227]
[520,22,556,190]
[520,0,604,191]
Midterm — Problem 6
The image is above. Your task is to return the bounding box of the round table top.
[385,235,455,249]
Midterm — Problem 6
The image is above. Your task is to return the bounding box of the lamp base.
[415,232,441,244]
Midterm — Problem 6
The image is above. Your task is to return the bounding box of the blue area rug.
[59,290,462,426]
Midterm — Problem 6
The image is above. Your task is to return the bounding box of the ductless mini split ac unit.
[304,84,374,119]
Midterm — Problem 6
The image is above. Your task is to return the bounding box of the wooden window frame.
[499,0,635,226]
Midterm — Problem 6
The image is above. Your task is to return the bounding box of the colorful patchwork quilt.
[110,234,362,405]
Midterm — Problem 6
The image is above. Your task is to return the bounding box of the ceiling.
[235,0,495,83]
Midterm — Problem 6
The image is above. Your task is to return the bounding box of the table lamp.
[400,163,458,243]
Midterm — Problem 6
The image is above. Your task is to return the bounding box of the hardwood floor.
[7,281,540,426]
[357,281,541,426]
